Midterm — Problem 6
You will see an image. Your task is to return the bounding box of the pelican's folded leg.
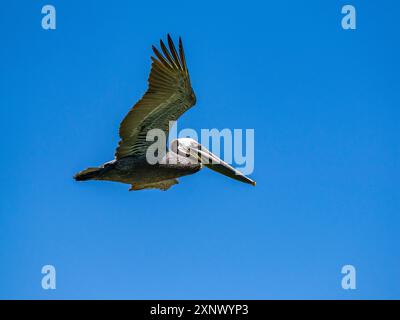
[129,179,179,191]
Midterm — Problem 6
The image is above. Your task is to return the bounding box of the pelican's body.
[76,153,201,191]
[74,35,255,191]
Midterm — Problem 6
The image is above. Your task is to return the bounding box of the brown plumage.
[74,35,255,191]
[115,34,196,159]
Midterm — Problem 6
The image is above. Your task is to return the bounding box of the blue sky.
[0,0,399,299]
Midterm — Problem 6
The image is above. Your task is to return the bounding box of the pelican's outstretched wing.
[115,35,196,159]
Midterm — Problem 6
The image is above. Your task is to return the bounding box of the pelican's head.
[171,138,198,157]
[170,138,256,186]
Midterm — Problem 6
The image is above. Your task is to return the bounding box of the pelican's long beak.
[181,143,256,186]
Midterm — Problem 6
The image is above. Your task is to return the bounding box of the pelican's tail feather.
[74,167,101,181]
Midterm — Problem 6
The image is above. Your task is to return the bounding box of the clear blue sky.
[0,0,399,299]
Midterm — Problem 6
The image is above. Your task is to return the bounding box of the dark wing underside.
[115,35,196,159]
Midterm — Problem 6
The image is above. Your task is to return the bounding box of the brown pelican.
[74,35,256,191]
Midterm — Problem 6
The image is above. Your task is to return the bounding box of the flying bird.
[74,35,255,191]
